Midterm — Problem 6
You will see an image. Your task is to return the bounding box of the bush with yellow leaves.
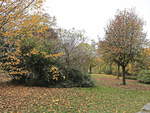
[0,38,65,85]
[0,39,30,81]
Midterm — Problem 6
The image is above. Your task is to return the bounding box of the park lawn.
[0,74,150,113]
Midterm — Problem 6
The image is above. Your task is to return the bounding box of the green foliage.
[24,53,56,86]
[137,70,150,84]
[17,38,66,86]
[138,70,150,84]
[126,75,137,80]
[64,68,94,87]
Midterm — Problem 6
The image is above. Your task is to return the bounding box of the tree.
[58,28,86,69]
[88,40,98,74]
[0,0,61,84]
[0,0,45,38]
[58,28,97,73]
[100,9,146,85]
[98,40,115,74]
[75,42,97,73]
[130,48,150,74]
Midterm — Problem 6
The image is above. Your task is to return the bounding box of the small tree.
[100,9,146,85]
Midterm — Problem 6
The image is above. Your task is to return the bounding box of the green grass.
[1,74,150,113]
[23,86,150,113]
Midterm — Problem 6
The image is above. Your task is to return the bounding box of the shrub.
[137,70,150,84]
[0,40,29,82]
[0,38,63,85]
[19,42,66,86]
[63,68,94,87]
[126,75,137,80]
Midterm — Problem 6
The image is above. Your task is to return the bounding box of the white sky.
[44,0,150,42]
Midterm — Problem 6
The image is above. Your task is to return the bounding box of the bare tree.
[58,28,86,69]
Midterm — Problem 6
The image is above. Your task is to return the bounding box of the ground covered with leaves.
[0,73,150,113]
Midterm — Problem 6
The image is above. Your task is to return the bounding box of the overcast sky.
[44,0,150,41]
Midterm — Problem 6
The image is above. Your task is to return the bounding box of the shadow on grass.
[0,80,26,88]
[0,79,95,89]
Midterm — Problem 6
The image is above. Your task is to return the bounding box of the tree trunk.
[99,66,101,74]
[122,66,126,85]
[89,64,92,74]
[117,64,120,79]
[66,52,70,68]
[109,63,112,74]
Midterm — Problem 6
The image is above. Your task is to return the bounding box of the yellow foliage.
[46,52,64,58]
[49,65,60,81]
[1,37,63,79]
[1,40,30,76]
[144,48,150,56]
[30,48,40,55]
[0,0,46,38]
[9,70,30,75]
